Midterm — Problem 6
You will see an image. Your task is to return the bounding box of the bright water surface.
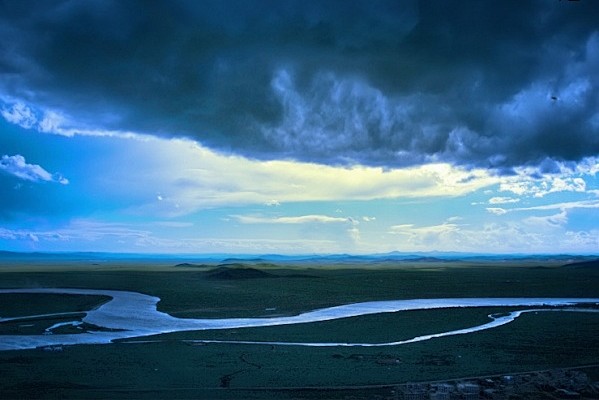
[1,288,598,351]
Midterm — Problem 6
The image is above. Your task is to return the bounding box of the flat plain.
[1,256,598,399]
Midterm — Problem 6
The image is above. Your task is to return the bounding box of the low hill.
[562,259,599,269]
[174,263,212,268]
[205,266,276,280]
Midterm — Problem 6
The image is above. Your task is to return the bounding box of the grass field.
[0,258,598,398]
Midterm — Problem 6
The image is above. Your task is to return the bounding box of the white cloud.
[564,229,599,250]
[388,224,414,232]
[388,223,459,244]
[523,210,568,229]
[499,168,590,198]
[389,223,459,235]
[486,199,599,216]
[1,102,37,129]
[362,216,376,222]
[265,200,281,207]
[382,217,597,253]
[151,221,194,228]
[454,223,546,253]
[132,236,340,254]
[347,226,361,242]
[0,227,68,242]
[508,199,599,213]
[488,196,520,204]
[38,110,67,134]
[117,138,501,217]
[575,157,599,176]
[1,100,142,139]
[233,214,350,224]
[0,154,68,185]
[0,221,340,254]
[387,223,466,250]
[486,207,508,215]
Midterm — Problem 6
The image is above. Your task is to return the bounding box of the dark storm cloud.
[0,0,598,170]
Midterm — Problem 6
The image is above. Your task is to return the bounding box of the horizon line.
[1,250,597,259]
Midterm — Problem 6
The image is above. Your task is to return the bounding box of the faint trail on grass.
[240,353,262,369]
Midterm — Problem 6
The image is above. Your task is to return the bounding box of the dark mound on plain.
[174,263,212,268]
[206,266,276,280]
[562,259,599,269]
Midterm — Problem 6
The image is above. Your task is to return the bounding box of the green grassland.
[0,259,598,398]
[0,293,110,318]
[146,306,515,344]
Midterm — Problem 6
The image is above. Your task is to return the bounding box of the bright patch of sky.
[1,114,597,254]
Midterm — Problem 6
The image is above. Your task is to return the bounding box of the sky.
[0,0,598,255]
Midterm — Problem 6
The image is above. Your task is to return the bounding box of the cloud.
[495,199,599,214]
[388,223,461,248]
[564,229,599,250]
[111,137,592,221]
[264,200,281,207]
[347,226,361,243]
[151,221,194,228]
[0,100,143,139]
[1,102,36,129]
[261,69,430,165]
[0,154,68,184]
[111,137,500,216]
[0,221,340,254]
[524,210,568,229]
[485,198,599,225]
[383,217,597,253]
[389,223,459,235]
[488,196,520,204]
[233,214,349,224]
[499,174,588,198]
[486,208,508,216]
[1,1,598,170]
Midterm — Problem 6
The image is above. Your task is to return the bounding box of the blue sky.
[0,0,598,254]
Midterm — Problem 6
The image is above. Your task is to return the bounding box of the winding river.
[1,288,598,351]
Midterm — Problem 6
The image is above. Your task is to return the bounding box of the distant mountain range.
[0,250,597,265]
